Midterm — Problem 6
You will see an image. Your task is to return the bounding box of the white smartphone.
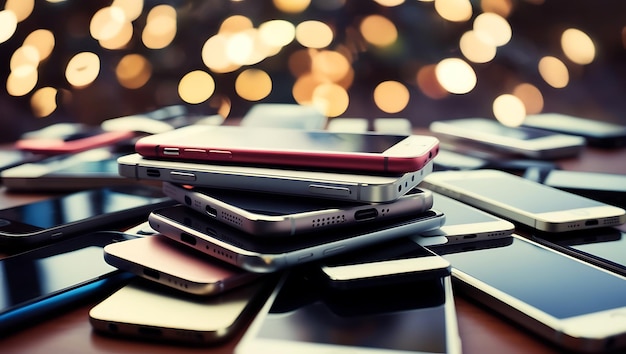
[0,231,136,334]
[421,169,626,232]
[0,185,174,246]
[1,148,139,191]
[103,234,261,295]
[521,113,626,148]
[162,181,434,237]
[429,117,585,159]
[118,153,433,203]
[432,234,626,352]
[134,125,440,174]
[319,235,451,289]
[89,276,278,345]
[235,269,461,354]
[418,191,515,243]
[147,204,446,273]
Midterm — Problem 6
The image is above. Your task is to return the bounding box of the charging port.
[180,232,196,245]
[355,208,378,221]
[143,268,160,280]
[146,169,160,177]
[585,219,599,226]
[205,205,217,218]
[463,234,478,239]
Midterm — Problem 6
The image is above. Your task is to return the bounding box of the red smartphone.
[134,125,439,173]
[15,126,135,155]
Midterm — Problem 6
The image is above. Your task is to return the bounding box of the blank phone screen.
[440,236,626,319]
[252,271,451,353]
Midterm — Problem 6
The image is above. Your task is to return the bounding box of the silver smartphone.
[89,276,277,345]
[430,117,585,159]
[1,148,139,191]
[162,181,434,237]
[432,234,626,352]
[103,234,261,295]
[235,269,461,354]
[421,169,625,232]
[418,191,515,243]
[118,153,433,203]
[0,185,174,246]
[147,204,446,273]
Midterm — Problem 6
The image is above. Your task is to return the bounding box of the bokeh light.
[65,52,100,88]
[23,29,55,62]
[4,0,34,22]
[7,66,38,96]
[235,69,272,101]
[460,30,497,63]
[142,4,177,49]
[178,70,215,104]
[0,10,18,44]
[312,83,349,117]
[116,54,152,89]
[473,12,511,47]
[493,94,526,127]
[538,56,569,88]
[30,87,58,118]
[295,21,333,49]
[374,81,410,113]
[435,58,477,94]
[434,0,472,22]
[273,0,310,13]
[513,83,544,115]
[561,28,595,65]
[360,15,398,48]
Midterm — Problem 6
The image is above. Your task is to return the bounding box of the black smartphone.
[524,167,626,208]
[0,185,174,247]
[0,231,137,335]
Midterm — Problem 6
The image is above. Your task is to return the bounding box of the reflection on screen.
[442,237,626,319]
[453,119,557,140]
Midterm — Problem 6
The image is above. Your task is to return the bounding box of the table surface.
[1,140,625,354]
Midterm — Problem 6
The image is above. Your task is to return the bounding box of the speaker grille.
[220,211,243,226]
[312,215,347,228]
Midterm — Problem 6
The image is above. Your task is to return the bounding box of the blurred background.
[1,0,625,142]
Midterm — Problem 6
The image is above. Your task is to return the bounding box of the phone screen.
[447,119,557,141]
[0,186,169,235]
[238,269,456,353]
[436,176,604,213]
[438,236,626,319]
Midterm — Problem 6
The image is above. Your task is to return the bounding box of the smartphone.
[134,125,440,174]
[522,113,626,148]
[147,204,446,273]
[118,153,433,203]
[1,148,142,191]
[240,103,328,130]
[421,169,626,232]
[429,117,585,159]
[15,124,135,155]
[0,185,174,246]
[530,227,626,278]
[319,235,451,289]
[235,268,461,354]
[89,276,278,345]
[0,149,42,173]
[524,167,626,208]
[103,234,261,295]
[0,231,136,335]
[432,234,626,352]
[418,191,515,243]
[162,182,434,237]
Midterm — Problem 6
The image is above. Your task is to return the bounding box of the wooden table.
[1,143,624,354]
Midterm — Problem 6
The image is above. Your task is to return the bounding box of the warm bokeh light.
[374,0,405,6]
[112,0,144,22]
[23,29,55,62]
[273,0,310,13]
[142,4,177,49]
[473,12,511,47]
[434,0,473,22]
[561,28,595,65]
[220,15,253,34]
[360,15,398,48]
[292,73,319,105]
[493,94,526,127]
[235,69,272,101]
[538,56,569,88]
[480,0,514,18]
[374,81,410,113]
[312,50,351,83]
[116,54,152,89]
[10,46,40,71]
[178,70,215,104]
[65,52,101,88]
[30,87,58,118]
[460,30,497,63]
[288,49,313,77]
[295,20,333,49]
[416,64,448,99]
[513,83,544,115]
[311,83,349,117]
[4,0,34,22]
[7,66,38,96]
[90,6,126,41]
[0,10,18,44]
[435,58,477,94]
[259,20,295,47]
[202,34,241,73]
[99,21,133,49]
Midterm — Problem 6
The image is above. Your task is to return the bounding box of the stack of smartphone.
[89,124,458,345]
